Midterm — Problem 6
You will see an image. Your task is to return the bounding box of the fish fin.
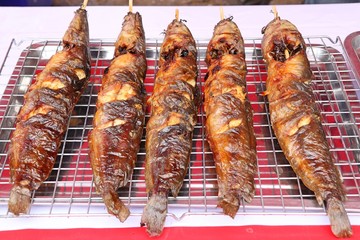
[315,192,324,206]
[8,185,31,215]
[327,197,353,238]
[141,193,168,236]
[259,90,269,96]
[241,185,255,203]
[103,188,130,222]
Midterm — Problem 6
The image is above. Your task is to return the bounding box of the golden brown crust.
[8,8,91,215]
[89,12,147,222]
[141,19,198,236]
[204,18,257,218]
[262,16,352,238]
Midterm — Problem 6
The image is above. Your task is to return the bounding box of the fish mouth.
[269,38,303,62]
[262,18,304,62]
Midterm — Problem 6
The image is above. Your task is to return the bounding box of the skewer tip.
[175,8,179,21]
[81,0,88,9]
[220,6,224,20]
[129,0,133,13]
[271,5,279,19]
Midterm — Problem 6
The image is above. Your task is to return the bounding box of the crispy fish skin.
[141,19,198,236]
[8,8,91,215]
[204,17,257,218]
[262,16,352,238]
[89,12,147,222]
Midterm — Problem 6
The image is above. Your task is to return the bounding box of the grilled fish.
[204,17,257,218]
[89,11,147,222]
[140,13,199,236]
[261,12,352,238]
[8,6,91,215]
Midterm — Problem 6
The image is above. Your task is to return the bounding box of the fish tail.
[141,193,168,237]
[218,197,239,219]
[102,188,130,222]
[218,189,254,218]
[327,197,353,238]
[8,185,31,215]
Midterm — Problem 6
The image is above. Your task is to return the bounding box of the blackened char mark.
[160,93,195,116]
[112,69,145,91]
[212,65,221,75]
[101,97,144,123]
[27,87,73,117]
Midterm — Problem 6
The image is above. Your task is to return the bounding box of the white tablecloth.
[0,2,359,232]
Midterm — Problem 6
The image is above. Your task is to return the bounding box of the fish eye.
[161,52,170,60]
[118,46,127,54]
[261,26,267,34]
[180,49,189,57]
[229,48,238,55]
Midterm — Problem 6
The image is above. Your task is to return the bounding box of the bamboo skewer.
[220,6,224,20]
[81,0,88,10]
[272,5,278,19]
[129,0,133,13]
[175,8,179,21]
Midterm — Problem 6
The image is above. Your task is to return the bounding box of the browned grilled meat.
[88,11,147,222]
[8,6,91,215]
[204,17,257,218]
[261,13,352,238]
[140,15,199,236]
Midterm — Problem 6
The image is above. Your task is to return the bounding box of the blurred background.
[0,0,359,6]
[52,0,302,5]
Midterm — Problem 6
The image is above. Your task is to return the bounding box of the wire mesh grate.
[0,37,359,220]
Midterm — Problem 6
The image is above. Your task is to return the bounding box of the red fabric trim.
[0,225,357,240]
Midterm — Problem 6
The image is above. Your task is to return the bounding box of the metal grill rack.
[0,37,359,222]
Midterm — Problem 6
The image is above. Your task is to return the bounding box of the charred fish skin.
[8,8,90,215]
[204,17,257,218]
[89,12,147,223]
[141,18,198,236]
[262,16,352,238]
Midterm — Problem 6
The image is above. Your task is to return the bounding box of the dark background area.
[1,0,359,6]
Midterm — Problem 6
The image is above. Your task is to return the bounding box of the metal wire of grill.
[0,37,359,220]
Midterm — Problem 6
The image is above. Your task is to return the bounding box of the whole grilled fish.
[204,17,257,218]
[89,11,147,222]
[140,14,199,236]
[8,6,91,215]
[261,13,352,238]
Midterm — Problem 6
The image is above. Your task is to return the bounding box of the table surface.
[0,3,359,239]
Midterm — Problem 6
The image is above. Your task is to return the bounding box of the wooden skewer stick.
[220,6,224,20]
[129,0,133,13]
[175,8,179,21]
[271,5,278,19]
[81,0,89,9]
